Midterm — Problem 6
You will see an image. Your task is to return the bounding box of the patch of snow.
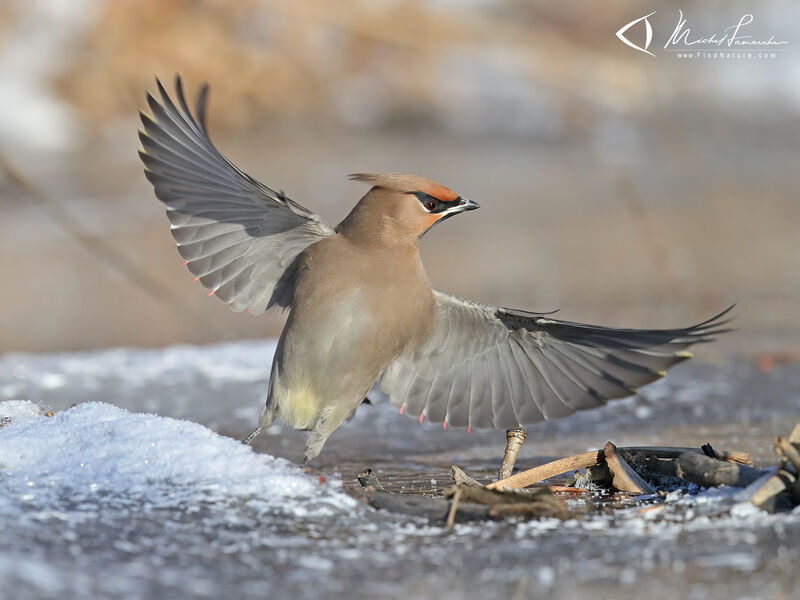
[0,401,356,520]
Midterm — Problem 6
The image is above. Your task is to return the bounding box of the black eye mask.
[413,191,461,214]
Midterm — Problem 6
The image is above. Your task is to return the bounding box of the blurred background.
[0,0,797,358]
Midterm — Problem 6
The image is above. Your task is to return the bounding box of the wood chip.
[603,442,656,495]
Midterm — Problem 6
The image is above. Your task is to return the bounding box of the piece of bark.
[451,465,483,488]
[357,468,386,492]
[676,452,765,488]
[446,484,570,519]
[498,428,527,480]
[604,442,656,494]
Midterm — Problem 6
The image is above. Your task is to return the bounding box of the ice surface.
[1,344,799,600]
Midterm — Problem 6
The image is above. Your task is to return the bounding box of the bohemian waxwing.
[139,77,732,463]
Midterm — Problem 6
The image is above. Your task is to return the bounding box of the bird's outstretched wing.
[138,76,334,314]
[382,292,734,429]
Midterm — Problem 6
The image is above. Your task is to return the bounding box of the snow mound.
[0,401,356,519]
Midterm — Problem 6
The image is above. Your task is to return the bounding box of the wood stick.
[446,488,462,527]
[488,445,751,490]
[487,450,601,489]
[498,428,527,480]
[604,442,656,494]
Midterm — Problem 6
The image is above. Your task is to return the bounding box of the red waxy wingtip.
[208,289,216,296]
[399,404,404,415]
[180,261,188,266]
[468,426,471,434]
[192,276,200,282]
[419,413,424,424]
[443,420,447,430]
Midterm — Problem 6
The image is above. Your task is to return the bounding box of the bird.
[138,76,732,464]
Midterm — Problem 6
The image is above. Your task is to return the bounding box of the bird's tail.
[242,402,277,445]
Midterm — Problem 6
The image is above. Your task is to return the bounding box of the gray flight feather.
[139,76,334,314]
[382,292,734,429]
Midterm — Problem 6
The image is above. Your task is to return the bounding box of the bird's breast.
[287,237,435,372]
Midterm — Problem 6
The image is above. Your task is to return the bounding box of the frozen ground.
[1,342,799,600]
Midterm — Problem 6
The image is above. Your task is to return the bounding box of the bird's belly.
[274,288,390,428]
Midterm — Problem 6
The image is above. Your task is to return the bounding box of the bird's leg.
[303,429,333,465]
[498,427,527,480]
[302,407,341,464]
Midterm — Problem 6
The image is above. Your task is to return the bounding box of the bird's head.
[340,173,479,244]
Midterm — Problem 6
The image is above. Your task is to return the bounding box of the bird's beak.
[435,196,480,224]
[459,197,480,212]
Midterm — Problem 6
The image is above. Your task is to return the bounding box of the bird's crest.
[349,173,458,203]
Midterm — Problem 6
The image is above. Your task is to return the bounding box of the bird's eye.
[425,199,437,211]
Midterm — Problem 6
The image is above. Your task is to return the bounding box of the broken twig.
[498,427,527,480]
[446,488,462,527]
